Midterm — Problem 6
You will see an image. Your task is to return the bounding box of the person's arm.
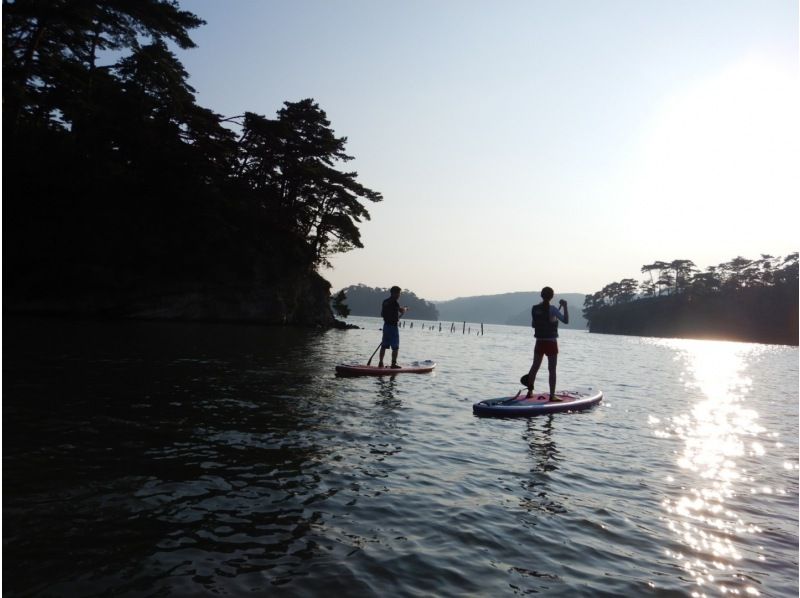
[559,299,569,325]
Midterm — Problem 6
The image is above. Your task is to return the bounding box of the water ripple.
[3,317,797,596]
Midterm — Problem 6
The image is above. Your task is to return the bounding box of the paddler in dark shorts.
[525,286,568,400]
[378,286,408,368]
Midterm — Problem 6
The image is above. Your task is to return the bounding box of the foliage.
[232,104,382,267]
[336,284,440,321]
[3,1,381,307]
[583,253,799,345]
[331,289,350,318]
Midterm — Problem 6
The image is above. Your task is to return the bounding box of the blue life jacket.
[531,302,558,339]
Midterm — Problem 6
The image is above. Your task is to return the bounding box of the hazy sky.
[178,0,798,300]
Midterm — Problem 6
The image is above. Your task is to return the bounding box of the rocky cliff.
[4,270,350,329]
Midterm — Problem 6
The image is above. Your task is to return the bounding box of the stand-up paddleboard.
[336,360,436,377]
[473,387,602,417]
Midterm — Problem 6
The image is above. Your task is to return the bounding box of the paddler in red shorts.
[525,286,569,401]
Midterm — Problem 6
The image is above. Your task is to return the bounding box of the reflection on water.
[4,317,797,596]
[524,416,558,473]
[651,340,778,597]
[520,416,565,514]
[376,377,400,408]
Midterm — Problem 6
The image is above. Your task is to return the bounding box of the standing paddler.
[378,285,409,368]
[525,286,568,401]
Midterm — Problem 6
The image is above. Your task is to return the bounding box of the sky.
[177,0,798,301]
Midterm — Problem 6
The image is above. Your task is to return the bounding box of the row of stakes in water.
[398,321,484,335]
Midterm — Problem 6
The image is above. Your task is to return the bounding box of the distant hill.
[435,292,587,328]
[337,284,439,320]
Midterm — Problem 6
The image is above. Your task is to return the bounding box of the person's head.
[390,285,401,299]
[541,286,554,303]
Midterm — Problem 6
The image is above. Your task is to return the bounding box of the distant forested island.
[4,1,379,327]
[583,254,798,345]
[334,287,588,328]
[437,292,587,328]
[334,285,439,320]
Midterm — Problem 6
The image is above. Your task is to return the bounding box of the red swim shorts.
[534,340,559,357]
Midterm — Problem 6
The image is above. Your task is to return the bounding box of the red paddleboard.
[335,360,436,376]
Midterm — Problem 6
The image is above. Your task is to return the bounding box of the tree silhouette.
[3,0,204,136]
[668,259,697,294]
[656,271,674,296]
[618,278,639,302]
[4,2,383,324]
[640,263,658,296]
[689,268,721,295]
[332,289,350,318]
[583,253,798,345]
[719,256,752,290]
[233,100,382,267]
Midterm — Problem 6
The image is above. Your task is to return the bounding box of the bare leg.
[526,353,543,397]
[378,347,386,367]
[391,349,399,366]
[548,354,558,399]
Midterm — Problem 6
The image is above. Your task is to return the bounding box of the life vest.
[381,297,400,325]
[531,302,558,339]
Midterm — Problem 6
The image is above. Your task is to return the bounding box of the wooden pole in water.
[481,323,484,335]
[462,322,465,334]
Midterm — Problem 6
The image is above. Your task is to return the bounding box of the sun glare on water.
[650,339,775,597]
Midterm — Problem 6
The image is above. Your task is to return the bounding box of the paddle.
[366,342,382,366]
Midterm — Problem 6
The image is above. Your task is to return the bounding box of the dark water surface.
[3,316,798,597]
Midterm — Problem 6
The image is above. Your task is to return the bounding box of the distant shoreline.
[584,290,798,347]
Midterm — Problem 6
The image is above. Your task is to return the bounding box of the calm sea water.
[3,315,798,597]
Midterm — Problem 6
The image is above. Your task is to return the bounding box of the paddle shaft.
[366,342,382,366]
